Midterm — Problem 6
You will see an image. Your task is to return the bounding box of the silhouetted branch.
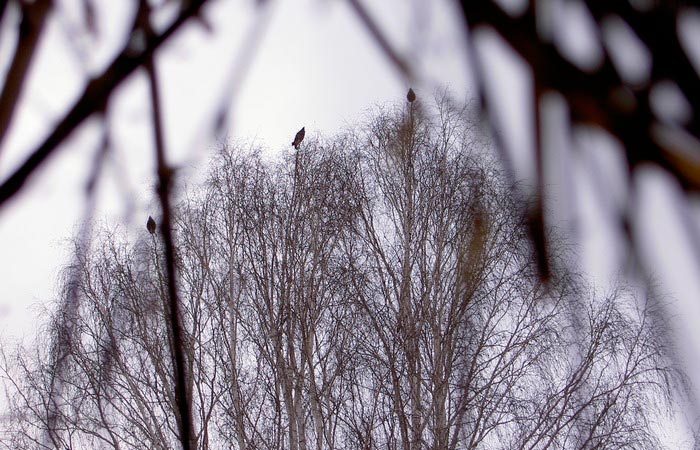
[0,0,51,157]
[458,2,700,281]
[346,0,411,78]
[0,0,213,209]
[141,2,195,449]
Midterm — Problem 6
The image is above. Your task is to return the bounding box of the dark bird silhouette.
[292,127,305,150]
[147,216,156,235]
[407,88,416,103]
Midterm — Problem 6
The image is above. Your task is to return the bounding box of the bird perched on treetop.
[407,88,416,103]
[292,127,305,150]
[147,216,156,235]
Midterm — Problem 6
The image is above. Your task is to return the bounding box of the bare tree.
[339,97,680,450]
[0,98,685,450]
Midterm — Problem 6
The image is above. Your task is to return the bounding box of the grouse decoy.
[147,216,156,235]
[292,127,305,150]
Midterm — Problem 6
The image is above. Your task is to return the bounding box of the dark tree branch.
[0,0,52,157]
[458,2,700,188]
[458,1,700,280]
[0,0,9,26]
[346,0,411,79]
[140,1,196,449]
[0,0,213,210]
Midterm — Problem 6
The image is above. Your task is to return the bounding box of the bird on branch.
[147,216,156,234]
[407,88,416,103]
[292,127,305,150]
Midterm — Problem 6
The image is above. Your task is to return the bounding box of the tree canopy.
[0,98,685,450]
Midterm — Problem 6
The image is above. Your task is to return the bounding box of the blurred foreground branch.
[0,0,212,208]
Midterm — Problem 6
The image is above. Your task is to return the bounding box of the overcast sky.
[4,1,700,445]
[0,0,471,340]
[0,0,699,391]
